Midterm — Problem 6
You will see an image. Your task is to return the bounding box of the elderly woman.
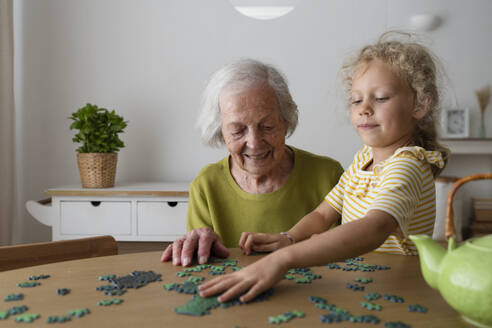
[161,59,343,266]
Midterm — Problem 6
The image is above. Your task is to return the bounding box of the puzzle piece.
[8,305,28,315]
[408,304,427,313]
[320,313,350,323]
[17,281,40,288]
[56,288,71,296]
[105,289,127,296]
[268,310,305,324]
[4,293,24,301]
[174,295,220,316]
[326,263,341,269]
[0,311,9,320]
[211,258,238,267]
[355,277,373,284]
[346,283,365,291]
[349,314,380,324]
[209,265,226,275]
[14,313,40,323]
[97,299,124,306]
[360,301,382,311]
[365,293,381,301]
[383,294,404,303]
[67,308,90,318]
[177,271,191,277]
[98,274,116,281]
[384,321,411,328]
[109,270,162,289]
[28,274,50,280]
[47,315,71,323]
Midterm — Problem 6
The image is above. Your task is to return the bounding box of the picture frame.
[442,108,469,138]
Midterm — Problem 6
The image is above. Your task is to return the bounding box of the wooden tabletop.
[0,249,468,327]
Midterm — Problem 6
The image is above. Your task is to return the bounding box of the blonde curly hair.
[342,31,449,177]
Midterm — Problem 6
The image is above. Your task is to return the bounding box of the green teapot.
[410,173,492,328]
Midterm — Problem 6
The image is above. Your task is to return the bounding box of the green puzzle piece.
[67,308,90,318]
[14,313,40,323]
[268,310,305,324]
[174,295,220,316]
[0,311,9,320]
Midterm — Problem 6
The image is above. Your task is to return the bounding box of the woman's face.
[219,83,287,177]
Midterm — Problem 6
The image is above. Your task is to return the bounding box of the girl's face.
[350,59,420,156]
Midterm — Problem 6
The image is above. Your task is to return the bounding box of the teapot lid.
[469,234,492,250]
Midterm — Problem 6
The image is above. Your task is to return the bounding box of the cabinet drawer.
[60,201,132,235]
[137,201,187,236]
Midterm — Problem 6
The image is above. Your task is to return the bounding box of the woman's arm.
[239,201,340,254]
[199,209,397,302]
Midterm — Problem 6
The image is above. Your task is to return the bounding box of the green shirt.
[187,146,344,247]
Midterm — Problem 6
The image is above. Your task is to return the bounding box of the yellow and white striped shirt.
[325,145,444,255]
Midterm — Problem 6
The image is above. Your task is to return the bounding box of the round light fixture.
[229,0,299,20]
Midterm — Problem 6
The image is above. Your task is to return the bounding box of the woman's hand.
[239,232,293,255]
[198,253,289,303]
[160,227,229,266]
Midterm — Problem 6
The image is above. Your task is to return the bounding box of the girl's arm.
[199,209,397,303]
[240,201,340,254]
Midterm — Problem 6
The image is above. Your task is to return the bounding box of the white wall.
[13,0,492,243]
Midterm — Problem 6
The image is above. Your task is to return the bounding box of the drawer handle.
[167,201,178,207]
[91,201,102,207]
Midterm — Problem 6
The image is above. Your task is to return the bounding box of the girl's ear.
[412,94,432,120]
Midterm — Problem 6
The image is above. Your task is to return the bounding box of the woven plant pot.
[77,153,117,188]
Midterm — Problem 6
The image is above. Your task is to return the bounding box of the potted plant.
[69,103,128,188]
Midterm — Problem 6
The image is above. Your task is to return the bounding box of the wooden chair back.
[0,235,118,272]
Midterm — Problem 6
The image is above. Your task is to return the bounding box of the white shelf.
[440,138,492,155]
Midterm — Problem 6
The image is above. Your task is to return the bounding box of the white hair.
[197,58,298,147]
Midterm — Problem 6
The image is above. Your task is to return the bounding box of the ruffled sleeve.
[393,146,444,169]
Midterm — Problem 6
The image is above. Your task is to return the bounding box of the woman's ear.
[413,94,432,120]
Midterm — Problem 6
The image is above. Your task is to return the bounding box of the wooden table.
[0,249,468,327]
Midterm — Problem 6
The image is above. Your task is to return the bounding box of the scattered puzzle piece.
[56,288,70,296]
[98,274,116,281]
[47,315,71,323]
[14,313,40,323]
[349,314,380,324]
[268,310,305,324]
[67,308,90,318]
[17,281,40,288]
[408,304,427,313]
[0,311,9,320]
[384,320,411,328]
[97,299,124,306]
[383,294,404,303]
[346,283,365,291]
[174,295,220,316]
[326,263,341,269]
[8,305,28,315]
[4,293,24,301]
[211,258,238,267]
[28,274,50,280]
[365,293,381,301]
[320,313,350,323]
[360,301,382,311]
[109,270,162,289]
[355,277,373,284]
[177,271,191,277]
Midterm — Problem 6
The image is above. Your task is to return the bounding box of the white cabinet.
[26,182,189,242]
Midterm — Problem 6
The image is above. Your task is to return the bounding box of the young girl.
[198,32,449,303]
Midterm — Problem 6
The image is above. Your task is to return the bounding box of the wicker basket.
[77,153,118,188]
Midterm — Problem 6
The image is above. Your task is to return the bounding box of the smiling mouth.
[244,151,270,161]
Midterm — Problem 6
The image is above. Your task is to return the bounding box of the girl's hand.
[239,232,293,255]
[198,253,289,303]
